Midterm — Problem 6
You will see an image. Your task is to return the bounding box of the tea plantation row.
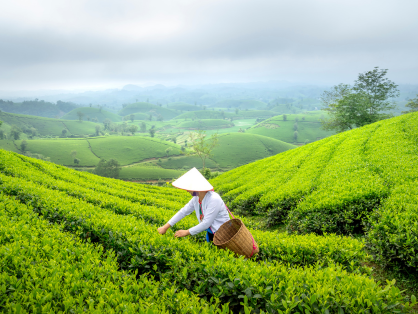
[211,112,418,271]
[0,149,415,312]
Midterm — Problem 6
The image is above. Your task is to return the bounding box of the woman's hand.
[174,230,190,238]
[158,223,171,235]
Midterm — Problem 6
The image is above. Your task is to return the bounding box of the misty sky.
[1,0,417,90]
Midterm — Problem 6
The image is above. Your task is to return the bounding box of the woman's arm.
[158,197,195,235]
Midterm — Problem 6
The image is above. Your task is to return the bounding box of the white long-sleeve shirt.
[167,191,230,235]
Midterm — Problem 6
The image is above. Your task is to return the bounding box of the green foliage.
[189,130,219,169]
[94,158,121,178]
[0,194,220,313]
[209,133,295,169]
[128,124,138,134]
[149,128,156,137]
[10,125,22,140]
[247,112,334,144]
[118,102,179,120]
[402,95,418,113]
[321,67,399,132]
[62,107,122,123]
[20,140,28,152]
[212,112,418,271]
[0,151,413,313]
[176,119,234,130]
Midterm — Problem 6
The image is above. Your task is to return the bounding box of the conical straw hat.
[172,167,213,191]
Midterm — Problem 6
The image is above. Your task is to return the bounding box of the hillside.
[246,111,334,143]
[0,111,97,136]
[212,99,267,109]
[62,107,122,123]
[210,133,295,169]
[0,149,413,312]
[118,102,179,120]
[175,119,234,130]
[10,136,183,167]
[174,109,276,120]
[211,112,418,271]
[167,102,201,111]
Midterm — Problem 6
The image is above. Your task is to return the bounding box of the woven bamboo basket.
[213,218,259,258]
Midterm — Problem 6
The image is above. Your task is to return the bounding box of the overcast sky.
[1,0,417,91]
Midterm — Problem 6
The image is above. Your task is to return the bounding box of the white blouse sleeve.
[167,197,196,227]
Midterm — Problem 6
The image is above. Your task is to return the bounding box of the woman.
[157,167,230,242]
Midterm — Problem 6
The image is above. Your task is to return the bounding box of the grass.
[0,111,98,136]
[212,99,268,109]
[61,107,122,123]
[157,155,218,170]
[175,119,234,129]
[119,164,185,181]
[167,102,201,111]
[15,139,100,166]
[0,140,20,153]
[210,133,295,169]
[87,136,183,165]
[247,112,334,143]
[118,102,179,120]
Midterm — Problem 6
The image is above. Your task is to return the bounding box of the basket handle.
[225,205,235,219]
[225,205,258,258]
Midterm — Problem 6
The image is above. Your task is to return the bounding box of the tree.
[189,130,219,170]
[62,129,68,137]
[293,131,298,142]
[76,111,84,122]
[321,68,399,132]
[10,125,22,140]
[103,119,111,130]
[293,123,298,131]
[149,114,153,121]
[402,95,418,113]
[0,129,4,139]
[20,140,28,152]
[140,122,147,133]
[235,108,239,115]
[70,150,77,159]
[283,114,287,121]
[353,67,399,115]
[95,124,101,136]
[74,158,80,165]
[149,129,156,137]
[130,114,135,122]
[94,159,121,178]
[128,125,138,135]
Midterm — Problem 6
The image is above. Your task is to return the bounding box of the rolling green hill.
[0,111,97,137]
[174,110,276,120]
[62,107,122,123]
[14,138,100,166]
[209,133,296,169]
[211,112,418,271]
[126,112,151,120]
[212,99,267,110]
[246,112,334,143]
[118,102,179,120]
[167,102,201,111]
[175,119,234,130]
[87,136,182,165]
[4,136,183,169]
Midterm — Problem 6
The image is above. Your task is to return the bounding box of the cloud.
[0,0,417,90]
